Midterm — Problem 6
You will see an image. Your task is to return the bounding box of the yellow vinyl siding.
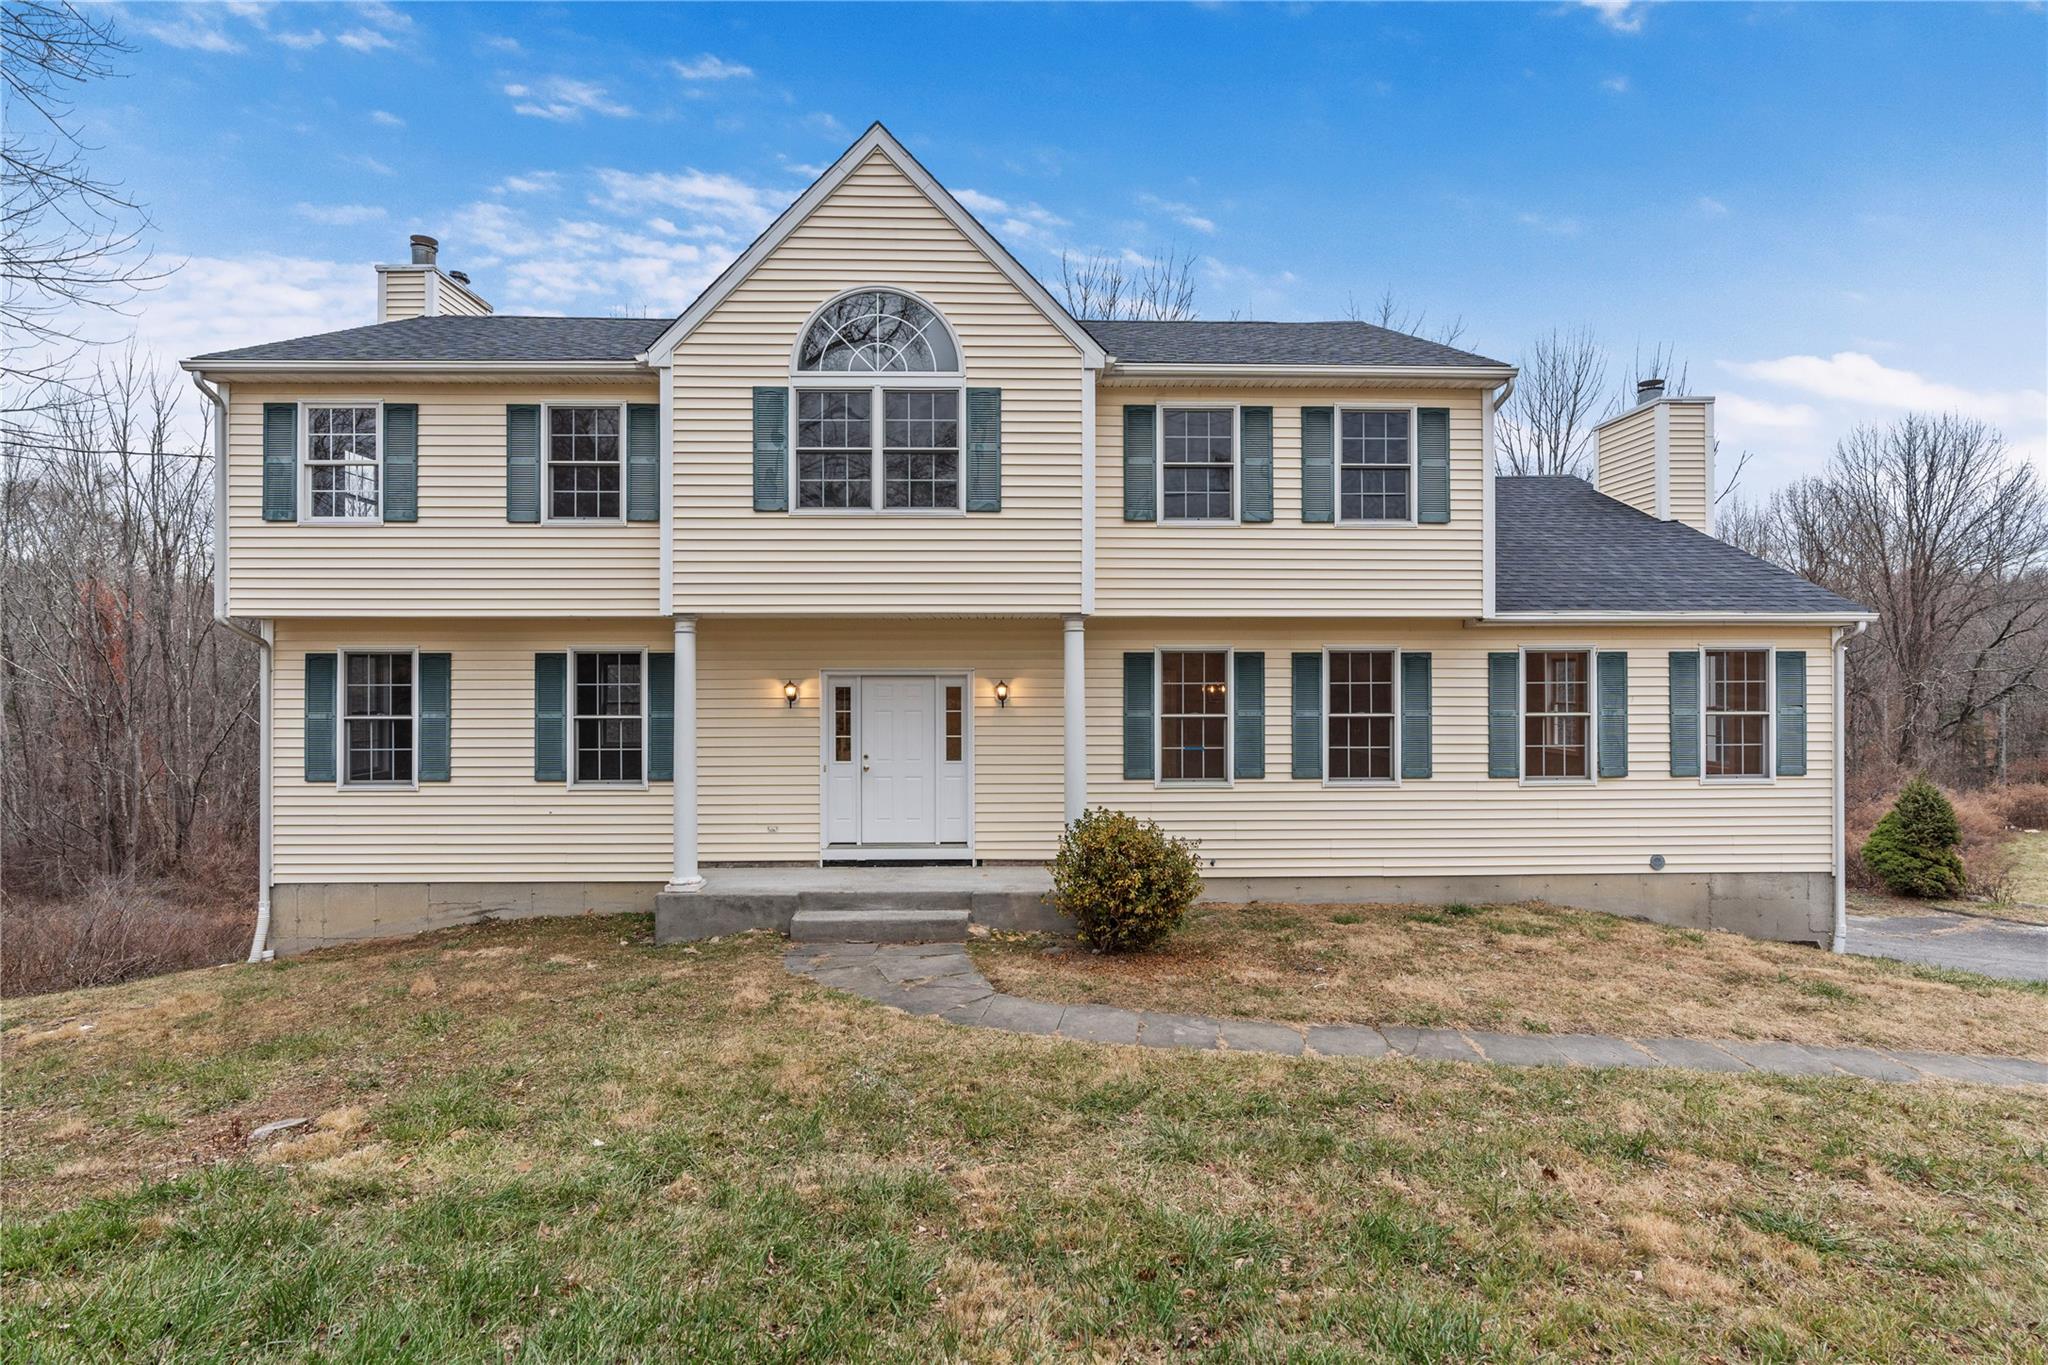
[226,382,660,617]
[1596,405,1658,517]
[1094,390,1485,616]
[272,620,673,882]
[1087,620,1836,877]
[437,277,492,317]
[698,618,1063,862]
[667,151,1085,616]
[1666,400,1712,530]
[379,268,427,322]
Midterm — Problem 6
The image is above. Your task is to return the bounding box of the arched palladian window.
[795,289,961,374]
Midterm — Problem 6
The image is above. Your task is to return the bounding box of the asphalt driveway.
[1846,911,2048,983]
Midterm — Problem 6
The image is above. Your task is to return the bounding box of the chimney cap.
[448,270,471,286]
[409,234,439,266]
[1636,377,1666,404]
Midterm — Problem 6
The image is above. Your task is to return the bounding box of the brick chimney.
[1593,384,1717,534]
[376,232,493,322]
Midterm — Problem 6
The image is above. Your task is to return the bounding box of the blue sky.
[87,1,2048,491]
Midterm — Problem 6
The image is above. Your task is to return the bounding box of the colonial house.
[182,124,1871,958]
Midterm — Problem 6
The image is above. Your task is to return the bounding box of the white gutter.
[1101,362,1515,384]
[1832,619,1869,953]
[1477,611,1879,626]
[1482,375,1514,619]
[177,359,647,377]
[190,373,274,963]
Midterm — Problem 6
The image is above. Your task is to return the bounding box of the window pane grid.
[796,290,959,373]
[1339,410,1410,521]
[308,405,379,519]
[1327,650,1396,782]
[883,389,959,510]
[1160,650,1229,782]
[796,389,872,509]
[342,651,412,784]
[547,406,621,520]
[1162,408,1234,520]
[833,686,854,764]
[573,651,643,784]
[1523,651,1590,780]
[1705,649,1770,778]
[944,685,963,763]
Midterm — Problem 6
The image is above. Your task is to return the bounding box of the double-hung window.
[547,405,623,521]
[306,405,380,521]
[1161,408,1235,521]
[342,650,414,785]
[1523,649,1591,781]
[1327,649,1397,782]
[1339,409,1412,522]
[573,650,644,784]
[1159,649,1230,782]
[1704,648,1771,779]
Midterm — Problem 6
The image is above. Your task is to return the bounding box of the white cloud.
[802,112,847,137]
[479,34,522,54]
[504,78,635,121]
[1695,195,1729,217]
[1600,74,1630,94]
[1723,351,2046,425]
[1137,192,1217,235]
[273,29,326,50]
[1515,210,1583,237]
[593,168,782,231]
[954,188,1009,216]
[369,109,405,127]
[956,188,1070,244]
[124,253,372,374]
[294,202,388,226]
[341,152,394,176]
[1579,0,1649,34]
[129,9,246,53]
[336,27,396,53]
[672,54,753,80]
[493,171,561,195]
[1717,393,1818,431]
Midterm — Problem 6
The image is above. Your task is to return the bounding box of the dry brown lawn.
[971,900,2048,1057]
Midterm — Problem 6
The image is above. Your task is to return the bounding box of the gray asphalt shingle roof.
[190,315,669,363]
[1496,476,1867,616]
[1079,319,1507,369]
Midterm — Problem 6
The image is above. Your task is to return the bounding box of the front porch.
[655,862,1060,944]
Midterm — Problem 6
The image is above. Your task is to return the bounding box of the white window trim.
[336,645,420,792]
[786,379,968,516]
[301,400,385,525]
[1517,644,1599,788]
[1699,643,1777,786]
[1156,402,1243,526]
[1334,403,1421,527]
[565,646,650,790]
[539,401,630,526]
[1320,645,1405,789]
[1154,645,1235,789]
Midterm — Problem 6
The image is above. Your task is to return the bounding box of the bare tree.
[1495,326,1608,477]
[1343,288,1467,347]
[2,2,163,431]
[1057,247,1198,320]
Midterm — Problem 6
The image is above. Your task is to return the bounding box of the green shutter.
[1300,406,1334,523]
[1290,652,1323,779]
[1240,407,1274,523]
[752,387,788,512]
[419,652,451,782]
[1417,407,1450,524]
[626,403,660,523]
[304,653,336,782]
[1233,651,1266,779]
[1597,651,1628,779]
[647,651,675,781]
[1487,652,1520,779]
[1122,652,1155,780]
[505,404,540,523]
[1668,651,1700,777]
[263,403,297,522]
[1776,650,1807,777]
[1400,652,1433,779]
[534,652,567,782]
[1122,405,1156,522]
[381,404,418,523]
[965,387,1002,512]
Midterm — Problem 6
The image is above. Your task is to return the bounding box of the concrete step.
[789,907,970,943]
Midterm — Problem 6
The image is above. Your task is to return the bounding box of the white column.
[1063,615,1087,825]
[667,615,704,892]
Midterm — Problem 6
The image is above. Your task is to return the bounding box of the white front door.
[860,676,937,845]
[823,674,969,853]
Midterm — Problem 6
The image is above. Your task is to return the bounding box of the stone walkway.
[785,942,2048,1088]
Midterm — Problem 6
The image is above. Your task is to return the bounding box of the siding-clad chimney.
[1593,389,1717,534]
[377,232,493,322]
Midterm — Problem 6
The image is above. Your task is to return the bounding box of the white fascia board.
[638,123,1106,369]
[180,359,648,377]
[1477,610,1878,625]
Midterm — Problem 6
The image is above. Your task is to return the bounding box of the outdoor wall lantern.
[782,680,800,708]
[992,680,1011,709]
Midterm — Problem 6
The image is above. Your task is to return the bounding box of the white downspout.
[1831,619,1868,953]
[1482,376,1513,619]
[191,373,274,962]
